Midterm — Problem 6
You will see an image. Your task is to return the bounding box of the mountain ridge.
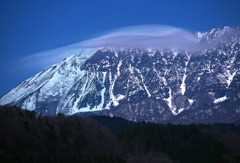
[1,26,240,124]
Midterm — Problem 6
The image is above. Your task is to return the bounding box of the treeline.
[212,123,240,133]
[116,123,227,163]
[0,106,124,163]
[0,106,240,163]
[92,115,240,163]
[90,115,136,132]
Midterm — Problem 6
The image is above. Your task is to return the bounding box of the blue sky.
[0,0,240,97]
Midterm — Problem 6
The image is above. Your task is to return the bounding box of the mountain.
[1,26,240,124]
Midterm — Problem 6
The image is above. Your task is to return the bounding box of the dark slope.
[0,106,177,163]
[90,115,240,163]
[1,106,240,163]
[0,106,124,163]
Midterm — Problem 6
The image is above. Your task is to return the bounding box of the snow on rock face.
[214,96,228,104]
[0,27,240,124]
[21,93,37,111]
[0,49,95,113]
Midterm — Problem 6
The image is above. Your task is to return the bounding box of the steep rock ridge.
[0,26,240,124]
[0,49,95,115]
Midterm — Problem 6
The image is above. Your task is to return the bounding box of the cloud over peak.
[80,25,197,50]
[18,25,198,71]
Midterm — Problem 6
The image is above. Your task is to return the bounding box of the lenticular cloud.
[80,25,197,49]
[18,25,197,71]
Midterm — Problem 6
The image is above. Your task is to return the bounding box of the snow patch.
[117,60,122,76]
[178,108,184,114]
[197,77,201,82]
[214,96,228,104]
[180,72,187,95]
[129,64,134,74]
[115,94,125,101]
[22,93,37,111]
[226,70,237,87]
[99,87,106,109]
[188,99,194,105]
[106,71,119,108]
[102,72,107,83]
[140,74,151,97]
[114,51,118,57]
[164,87,177,115]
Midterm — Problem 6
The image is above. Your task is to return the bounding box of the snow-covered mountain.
[1,26,240,124]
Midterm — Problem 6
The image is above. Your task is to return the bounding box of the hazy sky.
[0,0,240,96]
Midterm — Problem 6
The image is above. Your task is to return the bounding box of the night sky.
[0,0,240,97]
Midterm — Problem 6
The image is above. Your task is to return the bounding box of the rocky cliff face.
[1,26,240,124]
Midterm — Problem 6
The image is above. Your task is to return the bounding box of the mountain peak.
[1,26,240,124]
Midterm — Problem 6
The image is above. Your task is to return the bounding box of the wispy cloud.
[17,42,88,70]
[17,25,198,70]
[80,25,197,49]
